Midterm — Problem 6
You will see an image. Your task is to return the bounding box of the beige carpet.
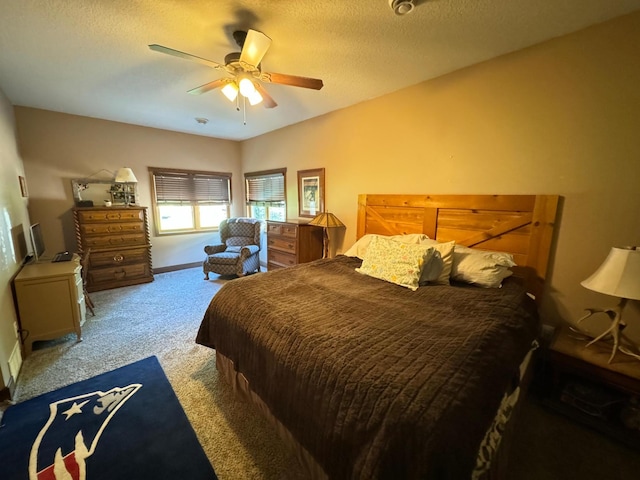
[12,267,640,479]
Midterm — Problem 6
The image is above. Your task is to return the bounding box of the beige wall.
[15,109,242,269]
[0,88,30,390]
[242,12,640,337]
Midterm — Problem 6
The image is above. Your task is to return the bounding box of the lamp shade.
[221,82,239,102]
[581,246,640,300]
[238,76,256,97]
[114,167,138,183]
[308,212,344,228]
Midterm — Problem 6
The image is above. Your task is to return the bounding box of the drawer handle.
[288,243,294,249]
[114,270,126,279]
[113,254,124,263]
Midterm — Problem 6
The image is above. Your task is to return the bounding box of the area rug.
[0,356,217,480]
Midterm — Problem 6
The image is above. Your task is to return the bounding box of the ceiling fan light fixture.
[389,0,415,16]
[238,76,257,97]
[221,82,239,102]
[247,89,263,106]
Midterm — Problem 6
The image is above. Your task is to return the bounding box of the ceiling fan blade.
[254,82,278,109]
[148,44,224,70]
[261,72,324,90]
[187,78,229,95]
[239,30,272,69]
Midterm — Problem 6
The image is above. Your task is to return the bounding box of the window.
[150,167,231,234]
[245,169,286,221]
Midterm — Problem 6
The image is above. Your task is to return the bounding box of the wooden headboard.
[357,194,559,301]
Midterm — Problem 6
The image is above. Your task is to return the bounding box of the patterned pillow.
[343,233,430,258]
[356,236,435,291]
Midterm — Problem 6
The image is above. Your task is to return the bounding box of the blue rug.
[0,356,217,480]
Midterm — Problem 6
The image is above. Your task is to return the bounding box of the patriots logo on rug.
[29,384,141,480]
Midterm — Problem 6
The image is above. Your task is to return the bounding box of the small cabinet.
[542,327,640,449]
[14,257,85,355]
[266,220,323,270]
[73,206,153,291]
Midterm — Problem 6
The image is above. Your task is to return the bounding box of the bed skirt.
[215,350,329,480]
[215,343,538,480]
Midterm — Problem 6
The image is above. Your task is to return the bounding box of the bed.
[196,194,559,479]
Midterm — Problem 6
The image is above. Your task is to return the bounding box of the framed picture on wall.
[19,176,28,197]
[297,168,325,217]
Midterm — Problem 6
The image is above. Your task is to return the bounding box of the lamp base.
[322,228,329,259]
[578,298,640,363]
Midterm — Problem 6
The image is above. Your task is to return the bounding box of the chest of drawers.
[266,220,323,270]
[73,206,153,291]
[14,257,85,355]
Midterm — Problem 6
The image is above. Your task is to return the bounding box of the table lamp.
[578,246,640,363]
[114,167,138,206]
[308,212,344,259]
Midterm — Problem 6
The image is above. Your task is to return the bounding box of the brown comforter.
[196,256,539,479]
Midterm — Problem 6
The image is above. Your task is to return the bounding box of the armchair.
[203,217,263,279]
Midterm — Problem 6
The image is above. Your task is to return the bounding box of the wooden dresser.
[266,220,323,270]
[73,206,153,291]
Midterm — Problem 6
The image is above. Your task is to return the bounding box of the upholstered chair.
[203,218,262,279]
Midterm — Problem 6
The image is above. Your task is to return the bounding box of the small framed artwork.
[297,168,325,217]
[18,176,28,197]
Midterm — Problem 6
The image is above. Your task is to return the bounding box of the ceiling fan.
[149,29,324,110]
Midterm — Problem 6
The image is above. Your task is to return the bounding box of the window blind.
[245,171,285,204]
[153,171,230,204]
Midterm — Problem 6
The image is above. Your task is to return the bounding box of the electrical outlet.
[13,321,19,339]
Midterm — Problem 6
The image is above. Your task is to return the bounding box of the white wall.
[15,109,243,270]
[0,88,30,391]
[242,12,640,339]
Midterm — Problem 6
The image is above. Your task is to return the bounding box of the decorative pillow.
[451,245,516,288]
[343,233,430,259]
[356,236,434,291]
[418,240,456,285]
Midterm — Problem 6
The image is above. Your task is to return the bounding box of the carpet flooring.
[11,267,640,479]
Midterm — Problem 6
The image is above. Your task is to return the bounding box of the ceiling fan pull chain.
[243,96,247,125]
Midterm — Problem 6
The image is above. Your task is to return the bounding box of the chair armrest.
[204,244,226,255]
[240,245,260,258]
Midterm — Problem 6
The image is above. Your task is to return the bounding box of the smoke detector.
[389,0,415,16]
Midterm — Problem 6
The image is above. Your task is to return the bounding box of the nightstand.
[542,326,640,448]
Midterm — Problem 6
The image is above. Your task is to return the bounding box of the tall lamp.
[308,212,344,259]
[578,246,640,363]
[114,167,138,206]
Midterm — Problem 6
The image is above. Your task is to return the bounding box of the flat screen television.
[30,223,46,262]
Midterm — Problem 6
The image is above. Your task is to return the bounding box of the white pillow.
[418,240,456,285]
[451,245,516,288]
[356,236,435,291]
[343,233,430,259]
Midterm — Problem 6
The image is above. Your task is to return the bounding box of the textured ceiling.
[1,0,639,141]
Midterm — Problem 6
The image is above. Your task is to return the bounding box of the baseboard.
[155,260,267,274]
[153,262,201,274]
